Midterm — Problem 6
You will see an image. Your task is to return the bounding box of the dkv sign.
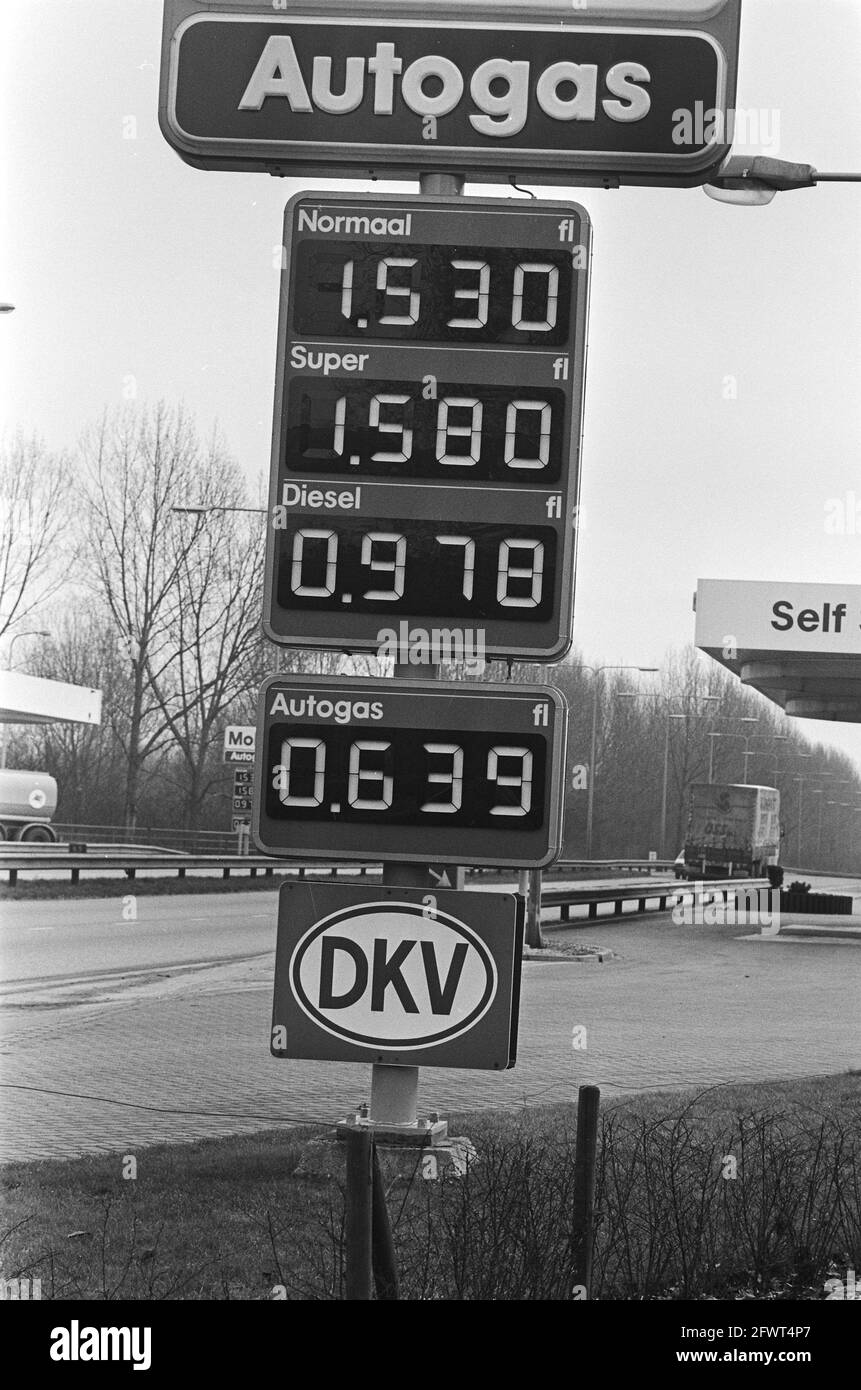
[272,884,522,1069]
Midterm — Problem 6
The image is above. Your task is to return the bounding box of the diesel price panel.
[263,192,591,661]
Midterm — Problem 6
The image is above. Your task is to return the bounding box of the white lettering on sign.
[277,482,362,511]
[290,345,370,375]
[268,693,384,723]
[289,902,497,1048]
[297,208,413,238]
[238,37,651,133]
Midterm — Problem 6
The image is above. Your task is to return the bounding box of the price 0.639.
[266,726,547,831]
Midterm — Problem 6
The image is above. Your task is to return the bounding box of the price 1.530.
[275,520,557,620]
[292,243,573,346]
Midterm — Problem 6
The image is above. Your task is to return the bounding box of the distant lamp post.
[584,664,658,858]
[7,629,51,669]
[741,733,789,784]
[705,718,759,783]
[0,304,15,314]
[615,691,727,857]
[170,505,265,515]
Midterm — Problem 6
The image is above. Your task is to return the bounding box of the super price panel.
[263,192,591,660]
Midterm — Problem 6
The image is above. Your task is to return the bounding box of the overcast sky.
[3,1,860,767]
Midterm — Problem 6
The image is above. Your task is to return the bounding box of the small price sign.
[253,675,567,868]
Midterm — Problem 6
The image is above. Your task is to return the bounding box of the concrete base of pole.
[335,1116,449,1147]
[293,1132,475,1181]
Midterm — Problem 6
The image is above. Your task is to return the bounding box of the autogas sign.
[159,0,741,186]
[223,724,256,764]
[253,675,567,868]
[271,882,523,1068]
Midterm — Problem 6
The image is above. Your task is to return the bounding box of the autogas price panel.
[263,192,591,661]
[252,677,567,868]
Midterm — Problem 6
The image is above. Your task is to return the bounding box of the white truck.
[682,783,781,880]
[0,769,59,842]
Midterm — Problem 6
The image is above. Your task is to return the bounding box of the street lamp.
[705,156,861,207]
[791,760,818,867]
[171,505,265,515]
[584,664,658,857]
[705,719,759,783]
[6,629,51,668]
[741,734,789,784]
[619,693,725,857]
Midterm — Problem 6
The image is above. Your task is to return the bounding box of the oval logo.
[28,788,47,810]
[289,901,497,1050]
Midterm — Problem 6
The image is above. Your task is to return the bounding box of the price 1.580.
[286,379,565,482]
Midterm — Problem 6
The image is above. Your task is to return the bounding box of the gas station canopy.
[695,580,861,724]
[0,670,102,727]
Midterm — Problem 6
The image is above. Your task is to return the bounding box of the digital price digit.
[279,521,555,619]
[287,379,563,481]
[269,730,541,827]
[293,243,572,346]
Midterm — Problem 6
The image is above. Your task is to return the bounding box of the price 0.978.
[276,520,557,621]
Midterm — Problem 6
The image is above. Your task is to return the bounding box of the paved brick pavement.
[1,908,858,1162]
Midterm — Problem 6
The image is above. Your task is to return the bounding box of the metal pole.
[345,1127,373,1300]
[660,715,670,858]
[708,734,715,785]
[796,778,803,866]
[586,679,599,858]
[524,867,543,949]
[368,161,464,1129]
[571,1084,600,1298]
[371,1143,399,1301]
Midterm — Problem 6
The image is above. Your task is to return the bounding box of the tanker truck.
[0,769,59,842]
[681,783,781,880]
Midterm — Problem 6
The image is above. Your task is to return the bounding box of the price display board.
[252,676,567,867]
[263,192,590,661]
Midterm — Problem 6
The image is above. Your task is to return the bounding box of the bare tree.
[0,433,72,646]
[79,403,218,828]
[155,484,266,829]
